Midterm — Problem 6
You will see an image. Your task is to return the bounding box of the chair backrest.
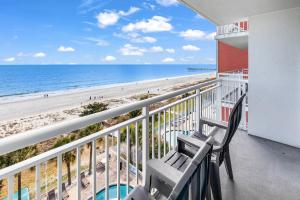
[222,93,246,149]
[168,137,213,200]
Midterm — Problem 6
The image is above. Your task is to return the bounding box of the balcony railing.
[0,78,247,200]
[219,70,248,130]
[216,20,249,36]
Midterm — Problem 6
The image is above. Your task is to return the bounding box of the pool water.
[90,184,133,200]
[3,188,29,200]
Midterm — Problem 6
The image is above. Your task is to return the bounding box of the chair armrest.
[177,134,205,148]
[147,159,182,187]
[177,135,206,157]
[200,117,227,130]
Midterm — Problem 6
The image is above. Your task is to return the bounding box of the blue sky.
[0,0,216,65]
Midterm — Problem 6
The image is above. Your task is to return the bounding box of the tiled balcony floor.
[219,130,300,200]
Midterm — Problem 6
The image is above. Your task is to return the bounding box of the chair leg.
[206,177,212,200]
[224,150,234,180]
[210,162,222,200]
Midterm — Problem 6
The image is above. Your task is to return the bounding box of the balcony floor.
[219,130,300,200]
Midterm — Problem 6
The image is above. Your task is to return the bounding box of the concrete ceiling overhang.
[180,0,300,25]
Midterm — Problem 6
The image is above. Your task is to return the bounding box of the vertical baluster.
[168,108,172,151]
[135,122,139,185]
[196,89,200,132]
[173,106,176,148]
[57,154,62,200]
[105,136,109,200]
[151,115,154,159]
[142,106,149,186]
[92,140,96,200]
[35,164,41,200]
[8,175,14,200]
[179,103,181,133]
[180,103,183,133]
[185,100,188,135]
[158,112,161,159]
[126,126,130,194]
[163,110,166,156]
[117,130,120,200]
[194,97,196,131]
[188,99,191,132]
[76,146,81,200]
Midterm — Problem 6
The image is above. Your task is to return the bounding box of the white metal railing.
[216,20,248,36]
[0,78,247,200]
[219,71,248,130]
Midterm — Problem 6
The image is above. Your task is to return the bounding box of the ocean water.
[0,64,215,98]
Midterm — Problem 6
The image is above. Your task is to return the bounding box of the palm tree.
[10,146,37,200]
[79,124,103,175]
[79,102,108,174]
[53,137,76,186]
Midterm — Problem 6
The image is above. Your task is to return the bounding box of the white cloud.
[3,57,15,62]
[96,7,140,28]
[182,45,200,51]
[103,55,116,62]
[206,32,216,40]
[120,44,146,56]
[58,46,75,52]
[162,57,175,63]
[180,29,206,40]
[206,57,216,64]
[122,16,173,33]
[137,36,157,43]
[143,2,155,10]
[17,52,24,57]
[119,7,140,16]
[84,37,109,46]
[149,46,164,52]
[96,11,119,28]
[122,33,157,43]
[180,29,216,40]
[156,0,178,6]
[33,52,46,58]
[166,48,175,53]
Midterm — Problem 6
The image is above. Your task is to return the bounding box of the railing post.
[57,154,62,200]
[35,164,41,200]
[216,81,222,122]
[195,89,201,132]
[142,106,149,186]
[8,175,14,200]
[76,146,81,200]
[92,140,97,200]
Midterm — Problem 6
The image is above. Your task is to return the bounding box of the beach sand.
[0,73,215,137]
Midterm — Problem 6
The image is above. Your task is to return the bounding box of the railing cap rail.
[0,79,218,156]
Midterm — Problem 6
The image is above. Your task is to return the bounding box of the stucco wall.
[218,41,248,73]
[248,7,300,147]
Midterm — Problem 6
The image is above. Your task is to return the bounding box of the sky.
[0,0,216,65]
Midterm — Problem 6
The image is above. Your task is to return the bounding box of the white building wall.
[248,7,300,147]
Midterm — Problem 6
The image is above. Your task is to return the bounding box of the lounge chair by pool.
[81,172,90,188]
[62,182,69,200]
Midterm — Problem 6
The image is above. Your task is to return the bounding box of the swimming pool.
[89,184,133,200]
[3,188,29,200]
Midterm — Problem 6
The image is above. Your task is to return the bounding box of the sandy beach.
[0,73,215,137]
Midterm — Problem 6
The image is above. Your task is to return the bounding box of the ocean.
[0,64,215,98]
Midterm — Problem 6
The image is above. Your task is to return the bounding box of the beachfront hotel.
[0,0,300,199]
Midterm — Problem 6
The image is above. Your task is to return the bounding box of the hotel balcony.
[215,20,248,49]
[0,73,299,200]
